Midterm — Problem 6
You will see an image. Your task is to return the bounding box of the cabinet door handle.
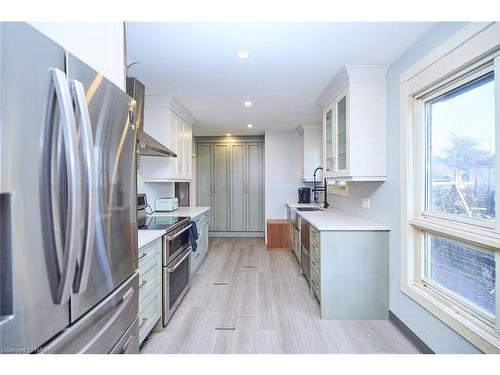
[139,279,147,290]
[139,317,148,330]
[138,252,147,261]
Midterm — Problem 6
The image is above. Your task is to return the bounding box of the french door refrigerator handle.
[53,68,83,304]
[78,287,135,353]
[70,79,96,294]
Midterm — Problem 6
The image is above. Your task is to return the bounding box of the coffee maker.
[298,187,311,203]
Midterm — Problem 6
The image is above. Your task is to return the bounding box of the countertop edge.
[296,209,391,231]
[138,230,165,249]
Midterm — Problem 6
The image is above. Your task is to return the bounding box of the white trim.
[401,283,500,353]
[400,22,495,84]
[145,94,196,125]
[495,56,500,234]
[317,64,387,108]
[400,22,500,353]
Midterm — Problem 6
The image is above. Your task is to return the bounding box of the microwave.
[155,197,179,212]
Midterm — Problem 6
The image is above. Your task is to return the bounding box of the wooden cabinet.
[140,96,194,182]
[196,137,264,233]
[297,124,322,181]
[317,65,388,181]
[138,238,162,345]
[266,220,289,250]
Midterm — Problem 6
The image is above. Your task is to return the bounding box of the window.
[424,234,496,318]
[401,22,500,353]
[425,72,495,224]
[327,180,349,196]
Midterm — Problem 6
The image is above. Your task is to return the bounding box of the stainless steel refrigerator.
[0,22,139,354]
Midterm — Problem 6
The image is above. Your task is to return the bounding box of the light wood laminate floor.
[141,237,419,354]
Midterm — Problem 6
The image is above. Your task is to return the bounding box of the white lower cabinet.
[191,211,210,276]
[138,237,162,345]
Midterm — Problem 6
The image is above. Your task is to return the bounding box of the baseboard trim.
[389,310,434,354]
[209,231,265,238]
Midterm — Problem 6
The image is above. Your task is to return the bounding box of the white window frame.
[400,22,500,353]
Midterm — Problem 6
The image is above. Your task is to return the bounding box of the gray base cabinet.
[307,222,389,319]
[196,137,264,233]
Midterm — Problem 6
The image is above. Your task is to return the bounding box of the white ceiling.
[125,22,435,136]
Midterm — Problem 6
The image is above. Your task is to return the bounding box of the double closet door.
[196,138,264,233]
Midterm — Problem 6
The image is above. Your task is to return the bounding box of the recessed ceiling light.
[247,124,253,128]
[226,133,231,136]
[237,51,249,59]
[244,101,252,107]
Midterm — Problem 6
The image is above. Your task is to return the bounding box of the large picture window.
[400,22,500,353]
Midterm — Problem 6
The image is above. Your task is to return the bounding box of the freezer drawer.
[109,317,139,354]
[45,273,139,354]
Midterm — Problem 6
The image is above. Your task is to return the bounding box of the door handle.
[78,286,135,353]
[40,68,82,305]
[70,79,96,294]
[0,193,13,326]
[121,334,134,354]
[165,224,192,241]
[167,249,191,273]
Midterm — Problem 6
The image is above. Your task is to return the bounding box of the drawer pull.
[139,317,148,330]
[139,279,147,290]
[138,252,147,261]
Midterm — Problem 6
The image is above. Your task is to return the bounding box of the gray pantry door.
[213,144,230,231]
[246,143,264,231]
[230,143,246,231]
[196,143,214,230]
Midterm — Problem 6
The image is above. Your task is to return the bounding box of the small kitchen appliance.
[155,197,179,212]
[298,187,311,204]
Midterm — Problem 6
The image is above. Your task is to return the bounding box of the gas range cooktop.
[139,215,190,231]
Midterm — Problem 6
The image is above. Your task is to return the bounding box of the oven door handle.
[165,224,192,241]
[166,249,192,273]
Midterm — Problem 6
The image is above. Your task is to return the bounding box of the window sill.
[401,281,500,353]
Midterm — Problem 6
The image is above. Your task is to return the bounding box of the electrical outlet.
[361,198,370,209]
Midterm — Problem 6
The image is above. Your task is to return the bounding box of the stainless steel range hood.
[126,77,177,158]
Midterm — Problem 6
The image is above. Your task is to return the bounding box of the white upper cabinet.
[297,124,322,181]
[317,65,388,181]
[140,96,194,181]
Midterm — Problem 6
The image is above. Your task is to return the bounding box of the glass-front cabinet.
[319,65,387,181]
[323,88,349,177]
[324,107,333,172]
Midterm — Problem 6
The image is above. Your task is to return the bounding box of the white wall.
[327,22,481,353]
[30,22,125,90]
[264,131,303,241]
[137,173,175,210]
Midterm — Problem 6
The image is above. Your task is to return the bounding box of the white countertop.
[296,208,390,231]
[138,230,165,249]
[286,202,323,209]
[153,206,210,219]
